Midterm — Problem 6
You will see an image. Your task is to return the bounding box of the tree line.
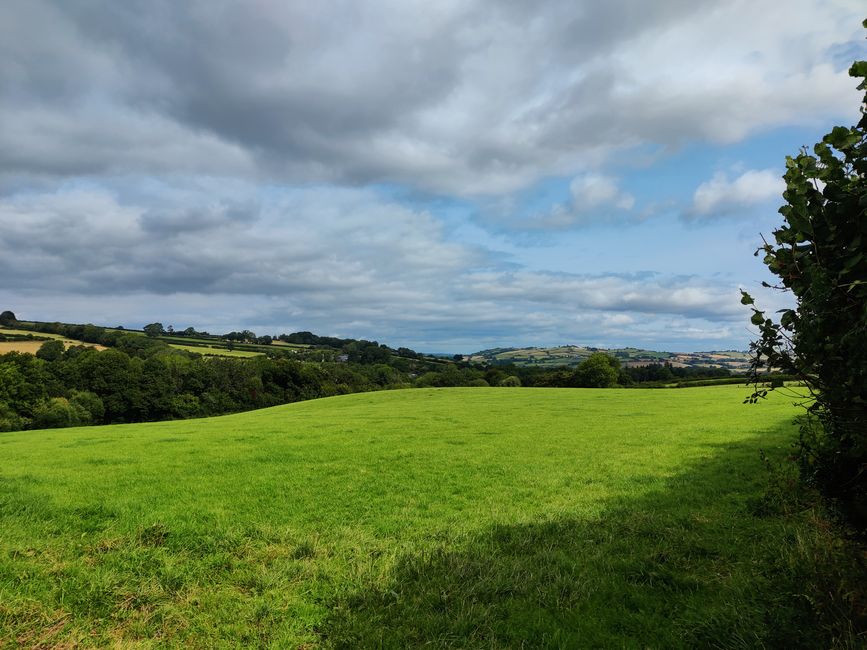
[0,322,746,433]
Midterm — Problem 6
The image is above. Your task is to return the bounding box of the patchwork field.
[0,386,837,647]
[166,343,263,358]
[0,328,106,354]
[468,345,751,371]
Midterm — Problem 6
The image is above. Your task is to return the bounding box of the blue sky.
[0,1,865,352]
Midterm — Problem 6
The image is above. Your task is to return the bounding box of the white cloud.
[570,174,635,211]
[690,168,785,218]
[503,173,636,230]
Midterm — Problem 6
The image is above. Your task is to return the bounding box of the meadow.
[0,386,850,647]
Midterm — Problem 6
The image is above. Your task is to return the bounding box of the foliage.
[143,322,166,337]
[572,352,620,387]
[743,51,867,526]
[35,339,65,362]
[0,310,17,326]
[31,396,92,429]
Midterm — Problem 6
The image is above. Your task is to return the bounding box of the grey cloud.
[0,182,752,349]
[139,200,260,236]
[1,0,862,195]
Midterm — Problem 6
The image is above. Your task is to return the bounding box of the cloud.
[1,2,849,349]
[570,174,635,211]
[0,0,862,195]
[0,182,752,349]
[689,168,785,218]
[490,173,636,231]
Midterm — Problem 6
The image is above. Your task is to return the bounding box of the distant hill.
[467,345,750,372]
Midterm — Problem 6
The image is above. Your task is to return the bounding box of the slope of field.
[0,387,834,647]
[0,328,106,354]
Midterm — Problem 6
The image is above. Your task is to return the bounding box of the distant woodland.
[0,315,746,432]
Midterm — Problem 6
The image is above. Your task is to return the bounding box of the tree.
[743,48,867,526]
[35,340,64,362]
[143,322,166,337]
[0,311,16,326]
[32,397,90,429]
[572,353,619,388]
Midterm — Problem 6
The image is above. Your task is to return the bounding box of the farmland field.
[0,341,56,355]
[166,343,263,358]
[0,328,106,354]
[0,386,840,647]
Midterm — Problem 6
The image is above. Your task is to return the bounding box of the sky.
[1,1,865,353]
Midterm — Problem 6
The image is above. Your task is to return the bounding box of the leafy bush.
[744,49,867,527]
[32,397,91,429]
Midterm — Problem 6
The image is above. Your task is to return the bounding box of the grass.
[0,386,857,647]
[166,343,263,358]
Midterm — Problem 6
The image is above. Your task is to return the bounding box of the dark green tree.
[743,48,867,526]
[572,353,619,388]
[143,322,166,337]
[0,311,16,326]
[35,340,65,362]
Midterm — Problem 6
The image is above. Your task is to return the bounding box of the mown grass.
[0,386,860,648]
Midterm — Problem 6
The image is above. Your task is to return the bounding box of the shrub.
[32,397,91,429]
[744,49,867,527]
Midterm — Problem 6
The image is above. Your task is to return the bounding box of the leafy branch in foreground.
[743,42,867,528]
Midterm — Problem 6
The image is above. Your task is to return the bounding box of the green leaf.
[825,126,854,149]
[844,252,864,269]
[849,61,867,78]
[740,290,755,305]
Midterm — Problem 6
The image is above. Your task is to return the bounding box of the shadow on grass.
[318,424,851,649]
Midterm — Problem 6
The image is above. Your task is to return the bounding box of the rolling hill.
[468,345,751,372]
[2,385,845,647]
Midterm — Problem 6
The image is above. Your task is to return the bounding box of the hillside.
[3,386,848,648]
[468,345,751,371]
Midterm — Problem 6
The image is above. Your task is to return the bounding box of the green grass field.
[1,386,845,648]
[166,343,263,358]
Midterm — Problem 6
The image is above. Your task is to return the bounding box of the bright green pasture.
[0,387,829,647]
